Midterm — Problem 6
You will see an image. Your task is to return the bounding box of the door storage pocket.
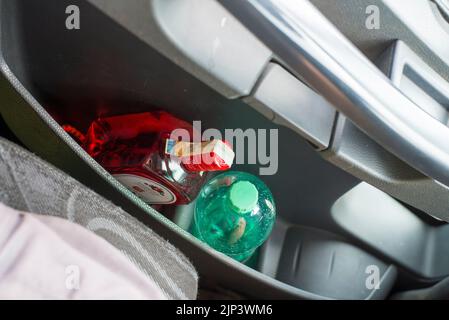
[0,0,395,299]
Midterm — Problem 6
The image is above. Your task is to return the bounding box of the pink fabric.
[0,202,166,299]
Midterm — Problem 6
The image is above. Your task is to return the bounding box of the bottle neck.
[227,181,259,215]
[164,138,234,173]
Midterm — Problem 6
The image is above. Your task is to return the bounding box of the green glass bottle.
[193,171,276,262]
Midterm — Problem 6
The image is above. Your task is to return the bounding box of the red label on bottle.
[165,139,234,172]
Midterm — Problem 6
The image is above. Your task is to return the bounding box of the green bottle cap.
[228,181,259,214]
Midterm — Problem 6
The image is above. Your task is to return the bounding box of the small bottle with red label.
[81,111,234,205]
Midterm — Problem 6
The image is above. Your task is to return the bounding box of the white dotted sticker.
[113,174,177,204]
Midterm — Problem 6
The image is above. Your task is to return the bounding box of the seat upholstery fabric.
[0,137,198,300]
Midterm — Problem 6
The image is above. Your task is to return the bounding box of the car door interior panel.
[2,0,449,300]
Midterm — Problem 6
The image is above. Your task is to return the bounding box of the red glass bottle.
[83,111,234,205]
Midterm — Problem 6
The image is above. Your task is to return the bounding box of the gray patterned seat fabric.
[0,137,198,300]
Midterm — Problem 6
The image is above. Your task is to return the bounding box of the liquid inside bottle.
[82,111,234,205]
[193,171,276,262]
